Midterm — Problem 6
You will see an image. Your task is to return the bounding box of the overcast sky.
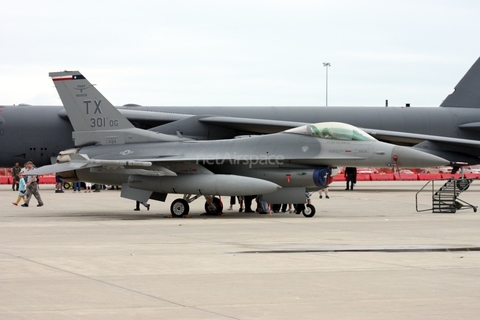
[1,0,480,107]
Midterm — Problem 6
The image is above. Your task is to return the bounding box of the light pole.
[323,62,331,106]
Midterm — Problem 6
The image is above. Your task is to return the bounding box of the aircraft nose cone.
[392,146,450,168]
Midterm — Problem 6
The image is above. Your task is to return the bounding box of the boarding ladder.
[416,177,477,213]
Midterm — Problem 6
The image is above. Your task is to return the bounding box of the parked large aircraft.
[27,71,448,217]
[2,57,480,167]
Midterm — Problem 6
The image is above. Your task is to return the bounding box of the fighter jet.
[27,71,449,217]
[2,57,480,168]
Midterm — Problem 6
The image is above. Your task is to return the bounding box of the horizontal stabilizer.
[24,152,158,176]
[24,162,88,176]
[200,116,306,134]
[364,128,480,148]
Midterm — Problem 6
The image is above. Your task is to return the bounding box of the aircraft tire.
[456,179,471,192]
[302,204,316,218]
[170,199,189,217]
[204,197,223,215]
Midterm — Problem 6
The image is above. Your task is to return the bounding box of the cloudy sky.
[1,0,480,107]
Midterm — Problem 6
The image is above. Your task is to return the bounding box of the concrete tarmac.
[1,180,480,319]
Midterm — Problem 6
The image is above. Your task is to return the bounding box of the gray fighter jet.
[2,57,480,168]
[27,71,449,217]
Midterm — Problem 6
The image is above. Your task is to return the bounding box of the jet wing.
[60,108,304,134]
[194,116,480,150]
[199,116,307,134]
[362,127,480,163]
[199,116,480,150]
[364,128,480,148]
[58,108,192,127]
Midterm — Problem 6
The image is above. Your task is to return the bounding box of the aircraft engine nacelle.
[128,174,281,196]
[312,167,334,188]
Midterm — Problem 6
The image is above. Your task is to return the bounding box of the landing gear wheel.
[456,179,470,192]
[170,199,189,217]
[302,204,316,218]
[204,197,223,215]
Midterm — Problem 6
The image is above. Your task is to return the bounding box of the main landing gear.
[204,196,223,215]
[170,194,223,217]
[170,198,190,217]
[294,203,316,218]
[169,195,316,218]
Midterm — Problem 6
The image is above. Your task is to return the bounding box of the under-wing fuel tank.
[126,174,281,196]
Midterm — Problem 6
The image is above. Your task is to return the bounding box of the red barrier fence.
[328,173,480,183]
[371,173,394,181]
[0,175,56,184]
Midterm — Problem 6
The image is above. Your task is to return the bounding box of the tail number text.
[90,117,119,128]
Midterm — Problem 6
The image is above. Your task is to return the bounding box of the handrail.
[416,177,477,213]
[415,179,436,212]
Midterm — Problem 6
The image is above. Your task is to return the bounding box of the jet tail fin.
[49,71,184,146]
[441,57,480,108]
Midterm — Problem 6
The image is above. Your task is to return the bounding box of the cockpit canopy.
[286,122,376,141]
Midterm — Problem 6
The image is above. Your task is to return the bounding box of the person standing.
[73,181,81,192]
[134,201,150,211]
[21,161,44,207]
[12,171,27,206]
[344,167,357,190]
[228,196,244,211]
[55,173,64,193]
[228,196,236,210]
[93,184,102,192]
[281,203,294,214]
[244,195,256,213]
[237,196,244,212]
[256,194,271,215]
[319,187,330,199]
[11,162,21,191]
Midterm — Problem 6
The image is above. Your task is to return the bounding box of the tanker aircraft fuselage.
[2,57,480,167]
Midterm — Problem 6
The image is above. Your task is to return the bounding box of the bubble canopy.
[285,122,376,141]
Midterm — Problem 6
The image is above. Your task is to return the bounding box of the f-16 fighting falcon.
[27,71,449,217]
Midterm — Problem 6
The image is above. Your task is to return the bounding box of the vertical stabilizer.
[441,57,480,108]
[49,71,184,146]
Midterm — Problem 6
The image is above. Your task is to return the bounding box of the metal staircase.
[416,177,477,213]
